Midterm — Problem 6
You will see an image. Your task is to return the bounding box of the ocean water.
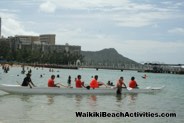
[0,66,184,123]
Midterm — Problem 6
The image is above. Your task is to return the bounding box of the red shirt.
[76,79,83,88]
[129,80,137,88]
[90,79,99,88]
[48,79,55,87]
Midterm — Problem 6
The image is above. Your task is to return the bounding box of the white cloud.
[2,19,37,36]
[39,1,56,13]
[38,0,174,28]
[168,28,184,35]
[38,0,132,14]
[113,9,172,27]
[47,0,130,9]
[0,12,38,37]
[39,0,153,12]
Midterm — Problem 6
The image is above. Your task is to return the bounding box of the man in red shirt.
[90,75,99,89]
[75,75,84,88]
[48,75,60,87]
[129,77,138,88]
[90,75,107,89]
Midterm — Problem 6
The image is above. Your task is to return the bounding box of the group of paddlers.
[21,72,138,94]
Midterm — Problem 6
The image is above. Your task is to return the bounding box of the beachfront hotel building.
[0,17,1,38]
[0,34,81,55]
[15,35,40,44]
[40,34,55,45]
[14,34,55,45]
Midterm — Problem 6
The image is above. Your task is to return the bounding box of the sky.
[0,0,184,64]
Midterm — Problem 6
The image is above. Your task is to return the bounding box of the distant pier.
[80,65,141,72]
[80,64,184,74]
[143,63,184,74]
[28,64,78,69]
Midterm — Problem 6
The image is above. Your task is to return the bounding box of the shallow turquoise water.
[0,66,184,123]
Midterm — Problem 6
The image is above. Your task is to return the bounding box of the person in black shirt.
[67,75,71,86]
[21,73,36,88]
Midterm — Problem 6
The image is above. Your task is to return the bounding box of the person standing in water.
[116,77,126,94]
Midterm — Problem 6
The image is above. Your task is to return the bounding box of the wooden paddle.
[98,82,109,88]
[56,83,73,88]
[81,84,90,90]
[16,81,21,85]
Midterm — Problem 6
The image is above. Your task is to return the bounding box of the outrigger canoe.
[0,84,165,95]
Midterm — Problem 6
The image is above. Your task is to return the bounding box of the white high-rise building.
[0,17,1,38]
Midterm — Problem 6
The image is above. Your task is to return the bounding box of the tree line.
[0,41,83,65]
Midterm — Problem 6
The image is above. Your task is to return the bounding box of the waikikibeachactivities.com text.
[76,112,176,118]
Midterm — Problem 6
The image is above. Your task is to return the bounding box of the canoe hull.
[0,84,165,95]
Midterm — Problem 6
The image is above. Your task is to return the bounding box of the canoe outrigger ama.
[0,84,165,95]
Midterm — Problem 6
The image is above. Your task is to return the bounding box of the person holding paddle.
[75,75,84,88]
[48,75,72,88]
[75,75,90,89]
[21,72,36,88]
[48,75,60,88]
[90,75,107,89]
[129,76,138,88]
